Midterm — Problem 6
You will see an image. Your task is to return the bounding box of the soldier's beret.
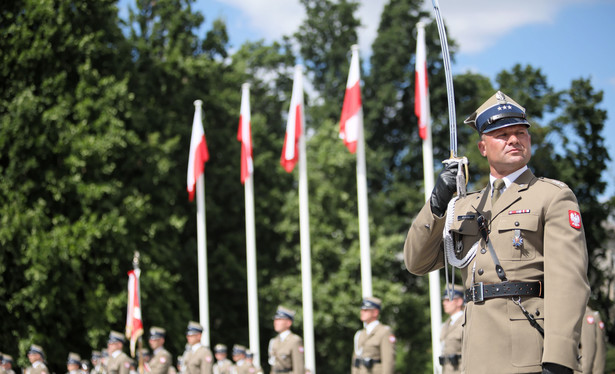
[149,326,166,339]
[108,330,126,344]
[67,352,81,365]
[273,306,295,321]
[360,296,382,310]
[186,321,203,335]
[464,91,530,134]
[232,345,246,355]
[214,344,227,353]
[27,344,45,358]
[442,285,465,300]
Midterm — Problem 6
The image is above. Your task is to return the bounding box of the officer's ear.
[477,137,487,157]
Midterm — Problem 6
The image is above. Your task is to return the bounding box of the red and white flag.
[237,84,253,184]
[415,23,429,140]
[126,269,143,357]
[339,45,362,154]
[281,66,304,173]
[187,100,210,201]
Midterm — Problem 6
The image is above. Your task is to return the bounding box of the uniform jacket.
[149,347,172,374]
[184,345,213,374]
[267,331,304,374]
[405,169,590,373]
[213,359,233,374]
[580,306,606,373]
[440,313,463,374]
[25,362,49,374]
[107,352,131,374]
[231,361,256,374]
[351,322,396,374]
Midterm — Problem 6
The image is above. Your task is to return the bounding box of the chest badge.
[512,229,523,248]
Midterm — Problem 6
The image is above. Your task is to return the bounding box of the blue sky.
[121,0,615,197]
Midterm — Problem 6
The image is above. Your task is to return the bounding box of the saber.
[432,0,457,158]
[431,0,468,198]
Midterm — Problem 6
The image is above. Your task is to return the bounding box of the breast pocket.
[495,214,540,261]
[450,213,480,260]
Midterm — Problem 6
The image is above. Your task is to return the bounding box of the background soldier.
[439,286,465,374]
[245,351,261,374]
[66,353,82,374]
[229,345,250,374]
[580,306,606,373]
[2,354,16,374]
[106,331,131,374]
[25,345,48,374]
[147,327,172,374]
[405,91,590,373]
[267,306,304,374]
[183,321,213,374]
[212,345,232,374]
[351,297,395,374]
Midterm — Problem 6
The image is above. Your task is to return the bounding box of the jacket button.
[515,221,520,226]
[480,248,486,254]
[477,268,484,276]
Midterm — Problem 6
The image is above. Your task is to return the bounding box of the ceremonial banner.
[238,84,254,184]
[187,101,210,201]
[126,268,143,358]
[339,45,362,153]
[415,22,430,140]
[280,67,304,173]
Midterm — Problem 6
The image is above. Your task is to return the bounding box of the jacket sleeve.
[404,201,446,275]
[541,187,590,370]
[380,328,396,374]
[292,337,305,374]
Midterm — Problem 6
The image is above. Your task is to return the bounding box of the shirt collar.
[279,330,291,341]
[364,320,380,334]
[449,310,463,324]
[490,165,527,192]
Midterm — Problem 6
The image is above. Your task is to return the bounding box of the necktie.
[492,178,505,204]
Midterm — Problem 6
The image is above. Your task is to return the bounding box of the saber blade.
[432,0,457,158]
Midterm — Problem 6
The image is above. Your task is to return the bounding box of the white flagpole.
[296,65,316,374]
[352,45,373,299]
[194,100,211,347]
[241,84,261,368]
[416,22,442,374]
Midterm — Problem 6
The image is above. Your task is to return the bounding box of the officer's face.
[148,337,164,350]
[442,297,463,315]
[360,308,379,323]
[478,125,531,178]
[186,333,201,345]
[273,318,292,333]
[27,353,42,364]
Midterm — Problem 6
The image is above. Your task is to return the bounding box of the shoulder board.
[538,177,568,189]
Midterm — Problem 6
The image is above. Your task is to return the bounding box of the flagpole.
[416,22,442,374]
[241,83,261,368]
[194,100,211,347]
[296,65,316,374]
[350,45,373,298]
[132,252,144,374]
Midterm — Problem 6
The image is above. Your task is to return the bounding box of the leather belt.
[273,370,292,373]
[465,281,542,303]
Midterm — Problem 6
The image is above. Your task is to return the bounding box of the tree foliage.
[1,0,613,372]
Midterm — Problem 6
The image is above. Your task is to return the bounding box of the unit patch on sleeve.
[569,210,582,229]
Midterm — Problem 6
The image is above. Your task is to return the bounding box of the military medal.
[513,229,523,248]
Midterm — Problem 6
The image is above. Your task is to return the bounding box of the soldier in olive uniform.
[67,353,83,374]
[2,354,16,374]
[183,321,213,374]
[404,91,590,373]
[107,331,132,374]
[213,345,233,374]
[267,306,304,374]
[25,345,48,374]
[580,306,606,373]
[439,286,465,374]
[351,297,395,374]
[147,327,172,374]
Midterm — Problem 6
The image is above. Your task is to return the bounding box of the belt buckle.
[472,282,484,302]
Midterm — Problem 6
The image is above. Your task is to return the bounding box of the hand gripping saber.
[431,0,468,197]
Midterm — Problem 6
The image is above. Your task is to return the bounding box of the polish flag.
[339,45,362,153]
[126,269,143,357]
[237,84,253,184]
[281,66,304,173]
[415,23,429,140]
[186,100,210,201]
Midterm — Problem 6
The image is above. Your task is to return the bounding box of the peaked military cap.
[108,330,126,344]
[28,344,45,358]
[360,296,382,310]
[149,326,166,339]
[140,348,151,357]
[186,321,204,335]
[2,354,13,364]
[273,305,295,321]
[232,345,246,355]
[91,351,102,359]
[442,285,465,300]
[214,344,227,353]
[67,352,82,365]
[464,90,530,134]
[245,350,254,359]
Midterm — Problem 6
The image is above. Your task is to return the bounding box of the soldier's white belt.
[465,281,542,303]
